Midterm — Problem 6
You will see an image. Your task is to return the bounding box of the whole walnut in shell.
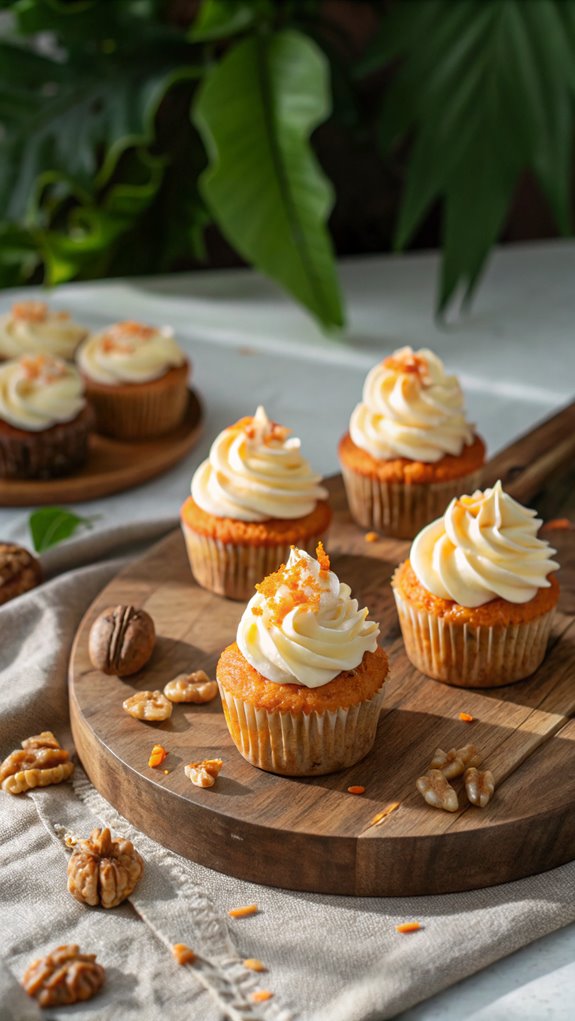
[89,604,155,676]
[22,944,105,1007]
[67,826,144,909]
[0,542,41,605]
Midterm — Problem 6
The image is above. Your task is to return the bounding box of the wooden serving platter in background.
[0,389,202,507]
[69,403,575,897]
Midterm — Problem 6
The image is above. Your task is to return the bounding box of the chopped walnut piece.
[429,744,482,779]
[163,671,218,704]
[67,827,144,909]
[184,758,223,788]
[123,689,172,721]
[416,770,459,812]
[465,767,495,808]
[22,945,105,1007]
[0,732,74,795]
[171,943,196,966]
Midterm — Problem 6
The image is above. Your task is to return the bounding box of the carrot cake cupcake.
[0,355,92,479]
[0,300,87,361]
[339,346,486,538]
[77,320,189,439]
[392,481,560,687]
[217,542,388,775]
[181,405,331,600]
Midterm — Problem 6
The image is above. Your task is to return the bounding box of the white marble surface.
[1,241,574,1018]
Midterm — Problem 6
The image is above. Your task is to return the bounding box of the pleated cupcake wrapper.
[86,375,188,440]
[218,682,386,776]
[0,409,92,480]
[393,586,556,688]
[181,523,329,601]
[340,465,484,539]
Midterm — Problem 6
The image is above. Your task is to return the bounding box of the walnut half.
[465,767,495,808]
[416,770,459,812]
[67,827,144,909]
[0,731,74,795]
[22,945,105,1007]
[123,690,172,722]
[184,759,223,788]
[164,671,218,704]
[428,744,482,779]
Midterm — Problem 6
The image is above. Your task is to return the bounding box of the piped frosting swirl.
[0,301,87,361]
[77,320,185,385]
[410,481,559,606]
[191,406,327,522]
[0,355,86,431]
[237,543,380,687]
[350,346,474,462]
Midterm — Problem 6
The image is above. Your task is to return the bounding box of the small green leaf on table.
[29,506,96,553]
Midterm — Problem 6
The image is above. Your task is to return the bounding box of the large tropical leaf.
[193,29,344,330]
[363,0,575,313]
[0,10,196,221]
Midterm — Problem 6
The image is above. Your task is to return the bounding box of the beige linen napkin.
[1,523,573,1021]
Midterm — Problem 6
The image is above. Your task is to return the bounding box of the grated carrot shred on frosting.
[255,553,322,626]
[383,351,428,377]
[315,540,330,574]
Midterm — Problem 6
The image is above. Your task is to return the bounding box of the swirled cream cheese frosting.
[0,355,86,431]
[411,481,559,607]
[237,543,380,686]
[77,320,185,385]
[0,301,87,361]
[350,346,474,462]
[192,405,328,521]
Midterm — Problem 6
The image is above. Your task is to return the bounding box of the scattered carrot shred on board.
[369,802,400,827]
[171,943,196,965]
[228,904,258,919]
[347,785,366,795]
[395,922,422,934]
[544,518,571,530]
[243,959,267,973]
[458,712,474,723]
[251,990,273,1003]
[163,769,170,775]
[148,744,168,768]
[364,531,379,543]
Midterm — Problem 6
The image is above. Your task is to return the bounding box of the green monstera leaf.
[194,29,344,330]
[0,6,197,222]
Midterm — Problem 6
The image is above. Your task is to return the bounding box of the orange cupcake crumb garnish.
[251,990,273,1003]
[347,785,366,795]
[544,518,571,530]
[365,531,379,543]
[368,802,400,828]
[171,943,196,965]
[458,712,474,723]
[228,904,258,919]
[101,320,156,353]
[11,300,48,322]
[383,351,428,377]
[20,354,66,383]
[315,540,330,574]
[255,551,323,626]
[395,922,422,934]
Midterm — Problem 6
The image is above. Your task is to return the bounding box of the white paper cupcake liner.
[393,586,556,687]
[181,524,328,601]
[340,466,484,539]
[218,682,386,776]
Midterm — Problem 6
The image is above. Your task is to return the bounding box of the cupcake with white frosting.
[392,481,560,687]
[338,346,486,538]
[181,406,332,599]
[0,355,93,479]
[217,542,389,774]
[0,301,87,362]
[77,320,189,439]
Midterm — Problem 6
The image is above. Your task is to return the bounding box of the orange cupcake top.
[338,431,485,484]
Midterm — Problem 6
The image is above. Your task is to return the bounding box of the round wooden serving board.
[0,389,202,507]
[69,472,575,897]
